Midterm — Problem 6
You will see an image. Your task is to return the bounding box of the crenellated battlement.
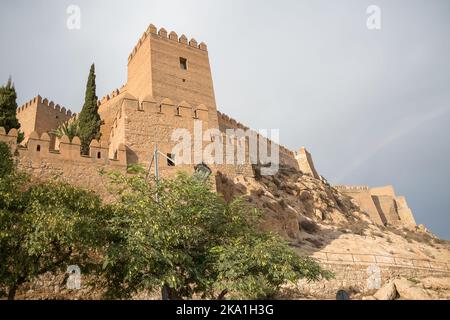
[218,111,250,131]
[334,185,370,192]
[111,93,210,120]
[217,111,295,157]
[98,85,127,106]
[144,97,209,120]
[0,126,127,168]
[17,95,74,118]
[128,23,208,64]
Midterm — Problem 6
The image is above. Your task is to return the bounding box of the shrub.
[347,221,368,236]
[101,172,333,299]
[0,142,14,178]
[0,173,104,299]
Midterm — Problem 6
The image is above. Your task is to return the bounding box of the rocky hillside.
[216,165,450,299]
[10,166,450,300]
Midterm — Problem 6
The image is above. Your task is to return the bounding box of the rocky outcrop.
[216,165,368,242]
[373,281,397,300]
[216,166,450,301]
[370,277,450,300]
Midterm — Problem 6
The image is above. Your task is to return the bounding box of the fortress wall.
[98,86,128,140]
[115,95,253,177]
[120,95,211,166]
[127,32,153,100]
[335,185,417,228]
[217,111,299,170]
[371,185,396,197]
[295,147,319,179]
[212,133,255,178]
[0,127,126,198]
[334,186,386,225]
[395,196,417,228]
[16,99,38,141]
[16,95,73,142]
[371,195,401,226]
[108,100,127,160]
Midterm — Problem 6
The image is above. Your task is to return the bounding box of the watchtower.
[126,24,219,129]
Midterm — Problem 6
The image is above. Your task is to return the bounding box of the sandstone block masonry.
[4,23,417,228]
[334,185,417,228]
[17,95,73,144]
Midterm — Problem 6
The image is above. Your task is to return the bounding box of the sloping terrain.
[216,165,450,299]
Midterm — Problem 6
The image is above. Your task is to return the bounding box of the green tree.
[101,172,332,300]
[0,142,14,178]
[0,166,104,299]
[0,78,23,143]
[78,64,101,155]
[50,120,79,140]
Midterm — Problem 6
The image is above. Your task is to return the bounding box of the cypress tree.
[0,77,20,133]
[78,64,101,155]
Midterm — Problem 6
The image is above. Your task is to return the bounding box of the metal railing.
[311,251,450,273]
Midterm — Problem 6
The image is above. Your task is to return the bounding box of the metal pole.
[154,144,159,202]
[154,144,159,184]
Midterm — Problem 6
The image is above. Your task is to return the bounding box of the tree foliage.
[78,64,101,155]
[50,120,79,141]
[0,142,14,178]
[101,172,332,299]
[0,157,104,299]
[0,78,24,143]
[0,142,331,300]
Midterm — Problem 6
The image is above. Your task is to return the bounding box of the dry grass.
[305,237,323,248]
[388,226,436,246]
[299,220,319,234]
[346,220,369,236]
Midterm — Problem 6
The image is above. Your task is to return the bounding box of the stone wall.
[217,111,300,170]
[98,86,128,141]
[335,185,416,228]
[372,195,401,226]
[334,185,385,225]
[16,95,73,143]
[121,94,209,166]
[0,127,126,198]
[295,147,319,179]
[296,261,450,299]
[396,196,417,227]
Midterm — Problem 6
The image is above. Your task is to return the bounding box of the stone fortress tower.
[0,23,416,229]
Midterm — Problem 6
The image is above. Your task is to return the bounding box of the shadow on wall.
[372,196,388,225]
[126,146,139,165]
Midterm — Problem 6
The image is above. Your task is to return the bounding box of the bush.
[1,161,333,300]
[347,221,368,236]
[0,172,104,299]
[0,142,14,178]
[388,226,435,245]
[101,172,332,299]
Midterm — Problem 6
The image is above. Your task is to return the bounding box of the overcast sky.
[1,0,449,239]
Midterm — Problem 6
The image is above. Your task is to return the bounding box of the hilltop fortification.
[1,23,417,228]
